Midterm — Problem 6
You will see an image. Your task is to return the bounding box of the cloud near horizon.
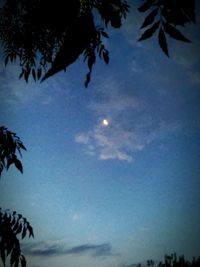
[22,241,116,258]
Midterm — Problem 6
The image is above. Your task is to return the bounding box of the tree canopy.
[0,0,196,86]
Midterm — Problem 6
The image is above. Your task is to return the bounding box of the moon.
[102,119,109,126]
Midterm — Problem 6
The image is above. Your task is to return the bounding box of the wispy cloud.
[23,241,64,257]
[0,63,72,107]
[71,212,83,222]
[172,31,200,86]
[0,64,41,104]
[23,241,116,258]
[66,243,115,257]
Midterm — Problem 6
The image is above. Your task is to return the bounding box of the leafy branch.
[0,126,26,177]
[0,126,34,267]
[0,209,34,267]
[84,27,110,87]
[138,0,195,56]
[0,0,196,85]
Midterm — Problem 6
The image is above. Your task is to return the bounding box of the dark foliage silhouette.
[0,0,196,86]
[0,209,34,267]
[0,127,34,267]
[0,126,26,176]
[144,253,200,267]
[138,0,195,57]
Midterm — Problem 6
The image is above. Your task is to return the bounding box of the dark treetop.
[0,0,196,86]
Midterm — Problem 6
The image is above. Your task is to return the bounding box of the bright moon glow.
[102,119,109,126]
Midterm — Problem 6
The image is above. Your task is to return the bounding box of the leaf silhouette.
[41,13,96,82]
[162,8,189,26]
[0,249,5,266]
[5,55,9,66]
[158,28,169,57]
[10,245,20,267]
[138,21,159,41]
[32,68,36,81]
[13,221,20,232]
[163,23,191,42]
[0,209,34,267]
[102,51,109,64]
[140,8,158,29]
[15,224,22,235]
[21,226,27,239]
[85,72,91,88]
[6,156,15,170]
[101,31,109,38]
[88,52,96,71]
[20,255,26,267]
[18,142,27,151]
[37,68,42,80]
[19,70,24,79]
[27,224,34,238]
[14,159,23,174]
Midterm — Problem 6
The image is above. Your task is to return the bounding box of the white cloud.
[75,117,179,162]
[130,59,143,74]
[71,212,83,222]
[75,133,90,145]
[42,95,53,105]
[75,77,180,162]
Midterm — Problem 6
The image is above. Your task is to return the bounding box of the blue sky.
[0,4,200,267]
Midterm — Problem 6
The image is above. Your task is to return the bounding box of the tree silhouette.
[0,126,34,267]
[0,0,196,86]
[144,253,200,267]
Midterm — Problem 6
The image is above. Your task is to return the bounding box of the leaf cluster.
[94,0,129,28]
[0,127,26,176]
[0,0,129,85]
[83,27,110,87]
[0,0,196,85]
[0,209,34,267]
[138,0,195,56]
[0,126,33,267]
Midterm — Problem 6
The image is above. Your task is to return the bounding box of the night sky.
[0,4,200,267]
